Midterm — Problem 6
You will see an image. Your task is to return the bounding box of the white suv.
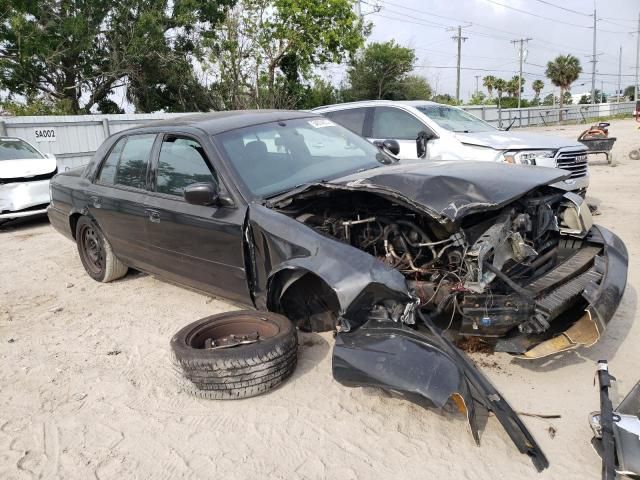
[313,100,590,194]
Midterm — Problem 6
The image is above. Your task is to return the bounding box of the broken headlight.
[502,149,556,165]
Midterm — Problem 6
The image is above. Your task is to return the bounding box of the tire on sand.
[170,311,298,399]
[75,216,128,282]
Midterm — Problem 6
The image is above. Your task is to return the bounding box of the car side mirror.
[416,130,435,159]
[184,182,219,206]
[373,139,400,156]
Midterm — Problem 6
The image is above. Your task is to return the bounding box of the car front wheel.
[75,216,128,282]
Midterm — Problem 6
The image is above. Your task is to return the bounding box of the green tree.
[346,41,416,100]
[579,90,606,104]
[532,79,544,101]
[431,93,459,105]
[505,75,525,98]
[494,78,507,108]
[298,78,340,109]
[211,0,364,109]
[396,75,432,100]
[623,85,636,101]
[0,0,236,113]
[467,91,487,105]
[483,75,497,98]
[545,54,582,119]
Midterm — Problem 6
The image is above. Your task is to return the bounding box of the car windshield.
[0,138,43,160]
[415,104,496,133]
[215,117,392,198]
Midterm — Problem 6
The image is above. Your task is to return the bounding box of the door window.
[97,134,155,189]
[156,137,217,197]
[324,108,368,136]
[115,134,156,189]
[371,107,425,140]
[97,137,126,184]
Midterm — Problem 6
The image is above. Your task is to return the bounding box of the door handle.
[89,195,102,208]
[146,209,160,223]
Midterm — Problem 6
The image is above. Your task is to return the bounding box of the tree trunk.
[559,86,565,121]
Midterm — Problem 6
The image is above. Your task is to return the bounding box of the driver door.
[144,134,251,304]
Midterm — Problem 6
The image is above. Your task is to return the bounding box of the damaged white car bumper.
[0,179,51,219]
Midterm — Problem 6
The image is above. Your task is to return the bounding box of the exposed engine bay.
[277,187,605,353]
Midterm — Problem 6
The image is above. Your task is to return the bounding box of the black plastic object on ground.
[591,361,640,479]
[332,309,549,473]
[171,311,297,399]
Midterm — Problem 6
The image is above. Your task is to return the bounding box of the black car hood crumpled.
[272,160,568,223]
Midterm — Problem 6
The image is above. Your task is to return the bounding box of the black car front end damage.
[261,162,628,359]
[243,161,628,472]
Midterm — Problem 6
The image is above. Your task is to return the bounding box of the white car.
[313,100,590,194]
[0,137,57,222]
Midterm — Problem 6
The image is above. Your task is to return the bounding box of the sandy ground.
[1,118,639,480]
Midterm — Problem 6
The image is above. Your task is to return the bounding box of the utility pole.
[511,38,531,108]
[636,12,640,102]
[601,80,604,103]
[449,24,470,103]
[475,75,480,95]
[618,46,622,103]
[590,4,597,104]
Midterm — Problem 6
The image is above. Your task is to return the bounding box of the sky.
[335,0,640,101]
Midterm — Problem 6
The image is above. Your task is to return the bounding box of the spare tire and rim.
[171,311,298,399]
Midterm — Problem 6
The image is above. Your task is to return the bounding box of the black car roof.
[129,110,317,135]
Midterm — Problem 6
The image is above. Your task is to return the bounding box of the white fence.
[462,101,635,129]
[0,102,636,171]
[0,112,190,171]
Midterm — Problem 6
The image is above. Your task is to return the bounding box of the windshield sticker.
[307,118,336,128]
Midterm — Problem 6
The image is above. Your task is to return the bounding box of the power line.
[529,0,590,17]
[480,0,594,29]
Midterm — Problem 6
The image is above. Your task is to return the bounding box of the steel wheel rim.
[81,225,104,274]
[186,316,280,350]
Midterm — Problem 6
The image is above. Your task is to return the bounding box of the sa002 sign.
[34,127,57,142]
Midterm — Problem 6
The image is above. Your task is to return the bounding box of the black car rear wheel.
[76,216,128,282]
[171,311,298,399]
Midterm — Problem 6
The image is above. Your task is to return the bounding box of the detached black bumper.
[333,314,550,472]
[493,225,628,359]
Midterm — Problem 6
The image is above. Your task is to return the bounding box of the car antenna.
[504,118,517,131]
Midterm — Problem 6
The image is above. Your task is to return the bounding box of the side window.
[97,137,126,184]
[115,134,156,189]
[324,108,368,136]
[156,137,217,197]
[371,107,425,140]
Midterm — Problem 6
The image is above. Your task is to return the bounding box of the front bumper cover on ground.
[333,312,550,472]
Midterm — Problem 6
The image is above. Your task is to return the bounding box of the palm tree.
[532,79,544,100]
[494,78,507,108]
[483,75,497,98]
[506,75,526,98]
[545,54,582,120]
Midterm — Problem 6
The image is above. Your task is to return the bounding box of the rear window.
[0,138,43,161]
[323,108,368,136]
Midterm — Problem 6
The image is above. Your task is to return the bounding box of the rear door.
[144,134,250,304]
[87,133,158,270]
[369,106,427,159]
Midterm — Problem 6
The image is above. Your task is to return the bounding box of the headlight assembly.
[502,150,556,165]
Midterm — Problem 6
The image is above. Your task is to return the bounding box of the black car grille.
[556,151,588,179]
[0,167,57,185]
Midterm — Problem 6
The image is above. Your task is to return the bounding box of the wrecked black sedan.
[49,111,628,471]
